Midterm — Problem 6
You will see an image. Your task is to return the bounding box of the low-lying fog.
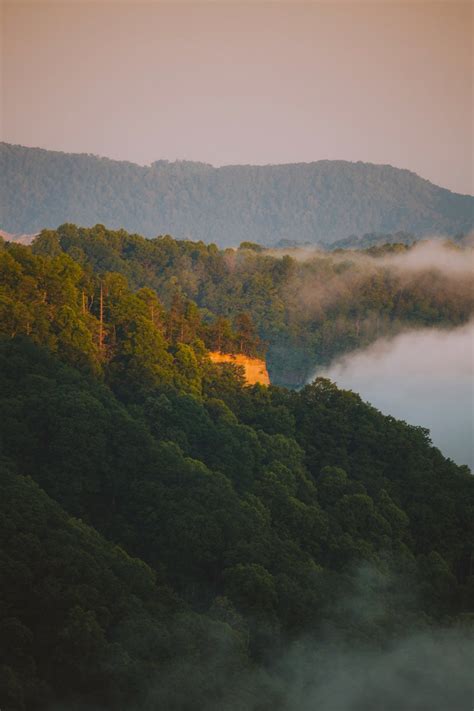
[316,322,474,470]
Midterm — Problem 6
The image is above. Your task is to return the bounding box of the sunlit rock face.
[209,352,270,386]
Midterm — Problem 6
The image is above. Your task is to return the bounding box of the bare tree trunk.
[99,282,104,354]
[82,290,87,316]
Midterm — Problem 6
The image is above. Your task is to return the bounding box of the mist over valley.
[317,321,474,469]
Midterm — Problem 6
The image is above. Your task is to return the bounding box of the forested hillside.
[2,143,473,244]
[27,224,474,386]
[0,236,473,710]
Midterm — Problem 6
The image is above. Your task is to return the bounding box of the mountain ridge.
[2,142,473,245]
[4,141,472,190]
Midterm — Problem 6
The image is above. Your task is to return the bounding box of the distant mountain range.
[1,142,473,246]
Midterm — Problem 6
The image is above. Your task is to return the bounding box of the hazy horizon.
[1,1,472,194]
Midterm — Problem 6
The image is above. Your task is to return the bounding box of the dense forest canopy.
[0,230,473,710]
[24,223,474,387]
[2,142,473,244]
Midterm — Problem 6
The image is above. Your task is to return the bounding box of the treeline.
[28,223,474,386]
[0,232,473,710]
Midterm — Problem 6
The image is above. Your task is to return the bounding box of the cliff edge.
[209,352,270,386]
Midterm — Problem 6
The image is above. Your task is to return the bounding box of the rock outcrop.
[209,352,270,386]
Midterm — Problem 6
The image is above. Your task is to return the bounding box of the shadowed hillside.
[0,233,473,710]
[2,142,473,245]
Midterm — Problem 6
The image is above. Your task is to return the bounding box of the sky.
[1,1,472,194]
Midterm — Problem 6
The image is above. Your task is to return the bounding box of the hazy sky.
[1,1,472,193]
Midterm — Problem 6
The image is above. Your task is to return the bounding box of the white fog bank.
[316,322,474,469]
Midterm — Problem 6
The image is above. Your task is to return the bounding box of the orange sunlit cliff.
[209,352,270,386]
